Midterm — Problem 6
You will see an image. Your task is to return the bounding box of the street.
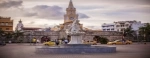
[0,43,150,58]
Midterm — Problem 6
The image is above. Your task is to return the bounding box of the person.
[32,37,37,45]
[64,39,68,44]
[122,39,126,44]
[59,39,62,45]
[55,39,59,46]
[9,40,11,44]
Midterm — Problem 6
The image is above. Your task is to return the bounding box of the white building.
[102,23,116,31]
[102,20,143,32]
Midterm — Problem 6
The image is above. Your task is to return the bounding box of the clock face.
[70,17,74,20]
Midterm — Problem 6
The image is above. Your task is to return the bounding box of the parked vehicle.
[43,41,55,46]
[107,40,132,45]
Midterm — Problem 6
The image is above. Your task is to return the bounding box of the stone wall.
[22,30,123,42]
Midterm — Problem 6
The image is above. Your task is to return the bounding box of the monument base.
[35,44,116,54]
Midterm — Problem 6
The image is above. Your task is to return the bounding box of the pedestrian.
[64,39,68,44]
[32,37,37,45]
[55,39,59,46]
[59,39,62,45]
[122,39,126,44]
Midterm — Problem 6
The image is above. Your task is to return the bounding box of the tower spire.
[68,0,74,8]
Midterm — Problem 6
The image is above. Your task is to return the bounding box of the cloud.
[24,5,89,19]
[78,13,89,19]
[0,0,150,30]
[0,0,23,9]
[29,21,35,24]
[24,5,64,19]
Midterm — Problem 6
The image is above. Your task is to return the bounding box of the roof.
[68,0,74,8]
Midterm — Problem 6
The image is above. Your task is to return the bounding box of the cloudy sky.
[0,0,150,30]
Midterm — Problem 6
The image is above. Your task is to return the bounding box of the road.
[0,43,150,58]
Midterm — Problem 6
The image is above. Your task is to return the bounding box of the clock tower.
[64,0,78,23]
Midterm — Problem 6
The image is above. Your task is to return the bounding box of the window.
[126,24,129,27]
[121,29,124,31]
[111,29,114,31]
[107,29,110,31]
[6,23,8,25]
[111,25,114,27]
[116,25,119,27]
[117,29,119,31]
[1,23,4,25]
[103,29,106,31]
[6,28,9,30]
[70,17,74,20]
[102,26,105,27]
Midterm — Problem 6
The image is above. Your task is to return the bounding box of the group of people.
[55,39,69,45]
[31,37,40,45]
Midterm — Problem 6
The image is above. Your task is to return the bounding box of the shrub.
[94,36,109,44]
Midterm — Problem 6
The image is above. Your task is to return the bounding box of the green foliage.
[123,26,134,37]
[139,23,150,41]
[139,23,150,36]
[13,31,24,42]
[0,29,13,41]
[13,31,24,38]
[94,36,109,44]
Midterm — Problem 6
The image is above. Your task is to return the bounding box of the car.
[107,40,132,45]
[43,41,55,46]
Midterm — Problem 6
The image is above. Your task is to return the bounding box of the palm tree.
[123,26,135,40]
[13,31,24,43]
[139,23,150,42]
[5,33,13,42]
[0,29,5,41]
[93,36,109,44]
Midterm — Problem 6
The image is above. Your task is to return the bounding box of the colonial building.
[0,16,13,32]
[16,0,122,42]
[102,23,116,31]
[102,20,143,32]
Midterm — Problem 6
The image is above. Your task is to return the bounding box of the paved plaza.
[0,43,150,58]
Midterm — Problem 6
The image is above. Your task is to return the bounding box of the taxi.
[43,41,55,46]
[107,40,132,45]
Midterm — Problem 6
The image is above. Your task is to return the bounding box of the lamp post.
[30,31,33,45]
[136,30,139,42]
[143,29,146,44]
[122,29,125,40]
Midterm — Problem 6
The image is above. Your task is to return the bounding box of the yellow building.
[0,16,13,32]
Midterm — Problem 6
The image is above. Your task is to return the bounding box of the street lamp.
[136,30,139,42]
[143,29,146,44]
[30,31,33,45]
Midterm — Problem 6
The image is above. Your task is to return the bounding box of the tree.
[0,29,4,36]
[123,26,135,40]
[13,31,24,43]
[5,33,13,42]
[93,36,109,44]
[0,29,5,41]
[139,23,150,42]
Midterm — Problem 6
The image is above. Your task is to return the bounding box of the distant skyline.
[0,0,150,30]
